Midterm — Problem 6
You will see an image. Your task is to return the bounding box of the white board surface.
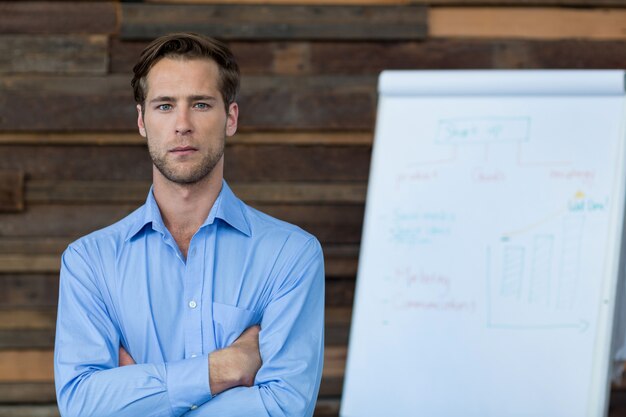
[341,71,626,417]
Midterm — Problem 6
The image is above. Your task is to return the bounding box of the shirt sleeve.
[54,245,213,417]
[185,236,325,417]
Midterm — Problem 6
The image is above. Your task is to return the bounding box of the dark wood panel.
[0,35,107,74]
[0,330,55,350]
[0,404,59,417]
[0,383,56,404]
[0,274,59,308]
[120,4,426,40]
[0,75,376,131]
[491,40,626,68]
[0,204,364,243]
[0,171,23,212]
[0,75,134,132]
[0,2,116,35]
[111,39,276,75]
[0,145,371,182]
[237,75,376,130]
[311,40,495,73]
[326,278,356,307]
[310,39,626,73]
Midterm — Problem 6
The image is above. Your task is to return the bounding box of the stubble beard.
[147,133,225,185]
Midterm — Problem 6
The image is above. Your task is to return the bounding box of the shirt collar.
[125,180,251,242]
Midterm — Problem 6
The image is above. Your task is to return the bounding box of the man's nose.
[175,108,193,135]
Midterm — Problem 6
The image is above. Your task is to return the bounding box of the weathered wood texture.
[0,2,117,35]
[430,8,626,39]
[112,40,626,75]
[120,4,427,40]
[0,75,376,131]
[0,171,23,212]
[0,35,108,74]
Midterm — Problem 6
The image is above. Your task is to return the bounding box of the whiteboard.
[341,71,626,417]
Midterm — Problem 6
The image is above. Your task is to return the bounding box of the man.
[54,33,325,417]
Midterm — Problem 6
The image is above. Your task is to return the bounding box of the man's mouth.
[170,146,198,155]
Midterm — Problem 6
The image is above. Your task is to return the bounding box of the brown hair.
[131,32,240,111]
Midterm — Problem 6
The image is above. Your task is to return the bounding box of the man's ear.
[137,104,147,138]
[226,102,238,137]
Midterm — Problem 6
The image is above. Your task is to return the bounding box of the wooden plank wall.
[1,1,626,416]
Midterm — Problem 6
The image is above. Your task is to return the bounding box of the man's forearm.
[57,353,212,417]
[209,325,262,395]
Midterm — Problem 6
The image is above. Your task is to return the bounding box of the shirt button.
[191,248,197,257]
[191,354,197,358]
[188,300,197,309]
[190,405,198,410]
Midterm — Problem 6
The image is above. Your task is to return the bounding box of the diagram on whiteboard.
[382,114,608,331]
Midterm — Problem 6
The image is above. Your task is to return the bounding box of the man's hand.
[119,346,136,367]
[209,325,262,395]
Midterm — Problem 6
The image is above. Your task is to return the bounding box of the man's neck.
[152,161,224,257]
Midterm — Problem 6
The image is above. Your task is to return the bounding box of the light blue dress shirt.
[54,181,325,417]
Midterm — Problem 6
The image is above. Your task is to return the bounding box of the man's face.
[137,57,238,185]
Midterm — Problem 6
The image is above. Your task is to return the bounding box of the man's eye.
[157,104,172,111]
[194,103,211,110]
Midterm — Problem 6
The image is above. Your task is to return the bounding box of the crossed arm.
[118,326,262,397]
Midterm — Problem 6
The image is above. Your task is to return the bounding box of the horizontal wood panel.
[0,275,59,308]
[310,39,626,72]
[0,383,56,404]
[0,405,59,417]
[25,181,366,205]
[0,171,23,213]
[121,4,426,40]
[0,2,116,35]
[430,7,626,40]
[0,145,371,181]
[112,39,275,75]
[0,132,373,146]
[0,75,376,131]
[0,35,107,74]
[111,39,626,76]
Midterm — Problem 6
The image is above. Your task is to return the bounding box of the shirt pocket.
[212,301,259,348]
